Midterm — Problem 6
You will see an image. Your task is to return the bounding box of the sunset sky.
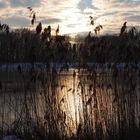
[0,0,140,35]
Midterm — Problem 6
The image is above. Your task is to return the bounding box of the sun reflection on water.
[57,69,83,134]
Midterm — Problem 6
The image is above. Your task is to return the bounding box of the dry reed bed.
[0,66,140,140]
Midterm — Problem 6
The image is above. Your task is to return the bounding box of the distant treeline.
[0,27,140,63]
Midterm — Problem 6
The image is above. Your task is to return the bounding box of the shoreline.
[0,62,140,71]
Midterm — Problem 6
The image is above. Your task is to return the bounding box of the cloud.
[9,0,42,8]
[41,18,62,24]
[78,0,98,11]
[0,1,8,9]
[92,0,140,9]
[2,16,30,27]
[125,15,140,25]
[0,0,140,35]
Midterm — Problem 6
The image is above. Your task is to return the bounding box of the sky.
[0,0,140,35]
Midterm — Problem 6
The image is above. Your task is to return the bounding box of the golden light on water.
[1,67,140,139]
[57,69,83,134]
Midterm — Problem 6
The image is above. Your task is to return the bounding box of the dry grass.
[0,65,140,140]
[0,26,140,63]
[0,23,140,140]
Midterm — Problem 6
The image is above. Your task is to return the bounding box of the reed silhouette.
[27,7,36,25]
[0,22,140,63]
[56,25,60,36]
[94,25,103,35]
[36,22,42,35]
[89,16,94,26]
[0,23,9,35]
[0,20,140,140]
[120,22,127,36]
